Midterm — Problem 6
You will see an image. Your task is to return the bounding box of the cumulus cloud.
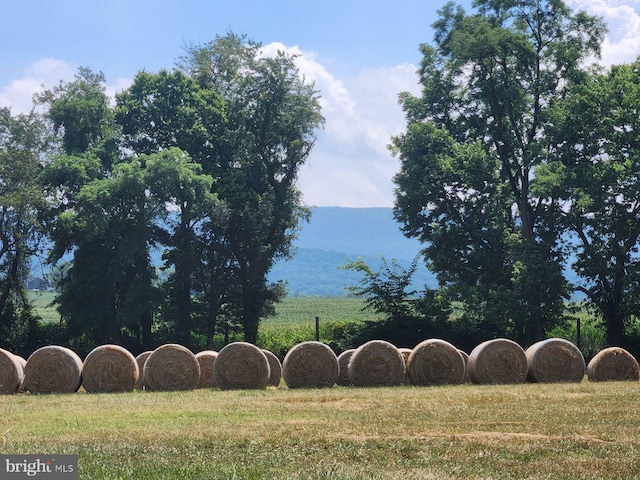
[0,58,76,114]
[567,0,640,66]
[262,42,421,207]
[0,58,131,114]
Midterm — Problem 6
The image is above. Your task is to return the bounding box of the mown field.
[8,292,639,478]
[2,381,640,479]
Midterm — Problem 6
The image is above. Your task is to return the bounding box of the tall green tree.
[392,0,605,344]
[177,33,324,343]
[546,59,640,347]
[0,108,46,351]
[53,158,163,350]
[116,69,226,346]
[145,148,217,346]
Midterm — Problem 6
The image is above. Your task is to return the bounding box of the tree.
[35,67,117,170]
[145,148,217,346]
[176,33,324,343]
[0,108,46,352]
[343,255,453,349]
[546,59,640,348]
[37,68,167,351]
[392,0,605,345]
[52,158,162,350]
[116,69,224,347]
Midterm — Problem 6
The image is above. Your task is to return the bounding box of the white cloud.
[0,58,131,114]
[262,42,420,207]
[567,0,640,66]
[0,58,76,114]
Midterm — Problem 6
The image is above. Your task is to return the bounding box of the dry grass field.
[2,381,640,479]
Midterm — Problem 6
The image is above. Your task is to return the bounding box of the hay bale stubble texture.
[458,350,470,383]
[407,339,466,386]
[82,344,139,393]
[282,341,339,388]
[24,346,83,394]
[13,354,27,392]
[134,351,153,390]
[348,340,405,387]
[587,347,640,382]
[468,339,527,385]
[213,342,270,390]
[337,349,355,386]
[398,347,412,384]
[525,338,585,383]
[143,344,200,391]
[195,350,218,388]
[0,348,24,394]
[262,349,282,387]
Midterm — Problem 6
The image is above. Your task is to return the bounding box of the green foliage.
[343,255,455,348]
[392,0,605,345]
[548,59,640,347]
[27,32,324,352]
[177,33,323,344]
[0,108,46,351]
[53,158,161,349]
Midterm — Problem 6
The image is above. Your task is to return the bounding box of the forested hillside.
[269,207,436,296]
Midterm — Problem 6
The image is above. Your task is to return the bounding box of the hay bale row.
[6,339,640,395]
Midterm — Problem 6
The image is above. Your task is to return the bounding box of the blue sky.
[2,0,640,207]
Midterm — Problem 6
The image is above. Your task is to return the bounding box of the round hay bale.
[468,339,527,385]
[337,349,355,386]
[458,349,470,383]
[213,342,270,390]
[407,339,466,386]
[24,346,83,394]
[348,340,405,387]
[398,347,412,384]
[282,341,339,389]
[526,338,585,383]
[262,349,282,387]
[587,347,640,382]
[134,351,153,390]
[143,344,200,391]
[0,348,24,394]
[195,350,218,388]
[82,345,139,393]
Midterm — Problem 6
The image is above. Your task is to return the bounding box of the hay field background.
[2,382,640,479]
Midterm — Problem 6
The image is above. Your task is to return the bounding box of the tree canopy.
[2,32,324,354]
[392,0,607,345]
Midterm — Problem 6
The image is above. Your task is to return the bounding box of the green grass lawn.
[2,382,640,479]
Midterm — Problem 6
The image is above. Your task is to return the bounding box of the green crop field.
[2,382,640,479]
[27,292,379,328]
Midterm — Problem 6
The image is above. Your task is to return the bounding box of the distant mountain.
[28,206,436,297]
[269,207,436,296]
